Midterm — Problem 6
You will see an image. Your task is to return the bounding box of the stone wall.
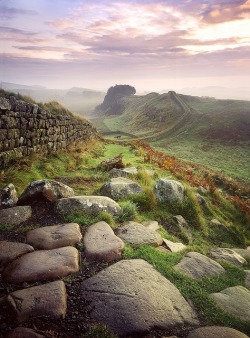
[0,96,97,167]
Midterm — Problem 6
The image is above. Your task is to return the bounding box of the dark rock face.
[95,84,136,115]
[0,95,97,167]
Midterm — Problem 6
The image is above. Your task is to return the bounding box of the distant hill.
[94,88,250,143]
[0,82,105,117]
[92,86,250,181]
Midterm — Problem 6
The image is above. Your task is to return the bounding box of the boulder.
[100,177,143,200]
[198,186,207,195]
[0,241,34,270]
[2,246,79,284]
[245,270,250,288]
[196,193,207,206]
[110,167,138,177]
[55,196,121,216]
[163,239,186,253]
[115,221,163,247]
[26,223,82,250]
[210,248,247,266]
[99,154,124,171]
[0,206,32,226]
[18,179,74,204]
[0,183,18,209]
[141,220,160,231]
[7,327,46,338]
[0,281,67,323]
[210,286,250,322]
[80,259,199,337]
[233,248,250,262]
[84,221,124,262]
[163,215,193,244]
[174,252,225,279]
[154,179,184,202]
[187,326,249,338]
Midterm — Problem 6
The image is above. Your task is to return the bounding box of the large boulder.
[55,196,121,216]
[100,177,143,200]
[210,248,247,266]
[187,326,249,338]
[0,183,18,209]
[84,221,124,262]
[99,154,124,171]
[115,221,163,247]
[18,179,74,204]
[154,179,184,202]
[0,205,32,226]
[0,281,67,323]
[174,252,225,279]
[80,259,199,337]
[2,246,79,284]
[210,286,250,322]
[0,241,34,270]
[26,223,82,250]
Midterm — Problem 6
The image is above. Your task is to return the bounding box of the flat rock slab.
[163,239,186,253]
[55,196,121,216]
[154,179,184,202]
[84,221,124,262]
[141,220,160,231]
[115,221,163,247]
[80,259,199,337]
[26,223,82,250]
[18,179,74,204]
[0,206,32,226]
[0,281,67,323]
[7,327,46,338]
[210,248,247,266]
[0,241,34,269]
[211,286,250,322]
[100,177,143,200]
[233,248,250,262]
[187,326,249,338]
[3,246,79,284]
[174,252,225,279]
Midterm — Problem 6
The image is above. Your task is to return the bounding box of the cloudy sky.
[1,0,250,92]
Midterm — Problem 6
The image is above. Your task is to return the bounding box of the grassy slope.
[1,140,250,336]
[91,92,250,181]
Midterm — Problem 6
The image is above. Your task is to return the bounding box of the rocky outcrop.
[100,177,143,200]
[80,259,199,336]
[95,84,136,115]
[163,215,193,244]
[18,179,74,204]
[55,196,122,216]
[0,95,96,167]
[154,179,184,202]
[210,248,247,266]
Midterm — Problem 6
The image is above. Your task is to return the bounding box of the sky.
[0,0,250,93]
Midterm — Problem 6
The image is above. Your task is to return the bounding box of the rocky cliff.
[0,95,97,167]
[95,84,136,116]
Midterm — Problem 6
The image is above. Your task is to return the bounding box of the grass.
[1,137,250,336]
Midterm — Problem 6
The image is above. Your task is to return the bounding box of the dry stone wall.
[0,96,97,167]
